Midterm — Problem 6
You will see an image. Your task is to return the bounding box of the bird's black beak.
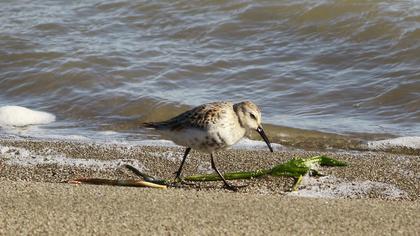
[257,126,273,152]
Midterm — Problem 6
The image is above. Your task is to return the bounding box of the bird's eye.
[249,113,257,120]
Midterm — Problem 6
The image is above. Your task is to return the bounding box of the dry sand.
[0,138,419,235]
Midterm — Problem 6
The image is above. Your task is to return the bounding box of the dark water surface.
[1,1,419,148]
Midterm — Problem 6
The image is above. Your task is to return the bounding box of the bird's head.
[234,101,273,152]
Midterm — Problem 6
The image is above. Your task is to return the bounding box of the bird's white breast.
[159,124,245,153]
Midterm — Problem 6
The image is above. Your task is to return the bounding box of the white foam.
[367,136,420,150]
[288,175,407,199]
[98,131,120,136]
[0,144,145,171]
[34,133,91,141]
[233,138,284,151]
[0,106,55,127]
[135,139,177,147]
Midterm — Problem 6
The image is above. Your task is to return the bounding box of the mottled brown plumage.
[143,101,230,131]
[143,101,273,190]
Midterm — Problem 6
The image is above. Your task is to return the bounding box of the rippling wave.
[0,1,419,148]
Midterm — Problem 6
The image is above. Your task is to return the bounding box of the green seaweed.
[183,155,346,190]
[184,169,269,181]
[185,155,346,181]
[125,156,347,191]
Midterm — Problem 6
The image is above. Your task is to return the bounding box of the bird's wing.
[143,102,232,131]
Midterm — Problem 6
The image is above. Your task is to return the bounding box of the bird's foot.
[173,171,183,183]
[223,183,239,191]
[172,174,195,186]
[223,183,249,191]
[169,178,197,188]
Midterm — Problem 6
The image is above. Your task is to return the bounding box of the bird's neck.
[233,104,245,129]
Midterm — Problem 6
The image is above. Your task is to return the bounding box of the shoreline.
[0,137,419,234]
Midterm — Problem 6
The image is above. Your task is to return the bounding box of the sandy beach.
[0,138,419,235]
[1,180,418,235]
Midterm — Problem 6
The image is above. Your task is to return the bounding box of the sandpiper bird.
[143,101,273,190]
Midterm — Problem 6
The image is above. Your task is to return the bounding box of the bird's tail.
[140,122,159,129]
[141,121,172,129]
[141,119,176,130]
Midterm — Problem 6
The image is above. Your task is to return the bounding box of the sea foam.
[0,106,56,127]
[0,144,145,171]
[367,136,420,150]
[288,175,407,200]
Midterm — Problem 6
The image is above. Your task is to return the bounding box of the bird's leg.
[210,153,237,191]
[174,147,191,181]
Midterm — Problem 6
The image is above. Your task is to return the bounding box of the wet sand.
[0,138,419,235]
